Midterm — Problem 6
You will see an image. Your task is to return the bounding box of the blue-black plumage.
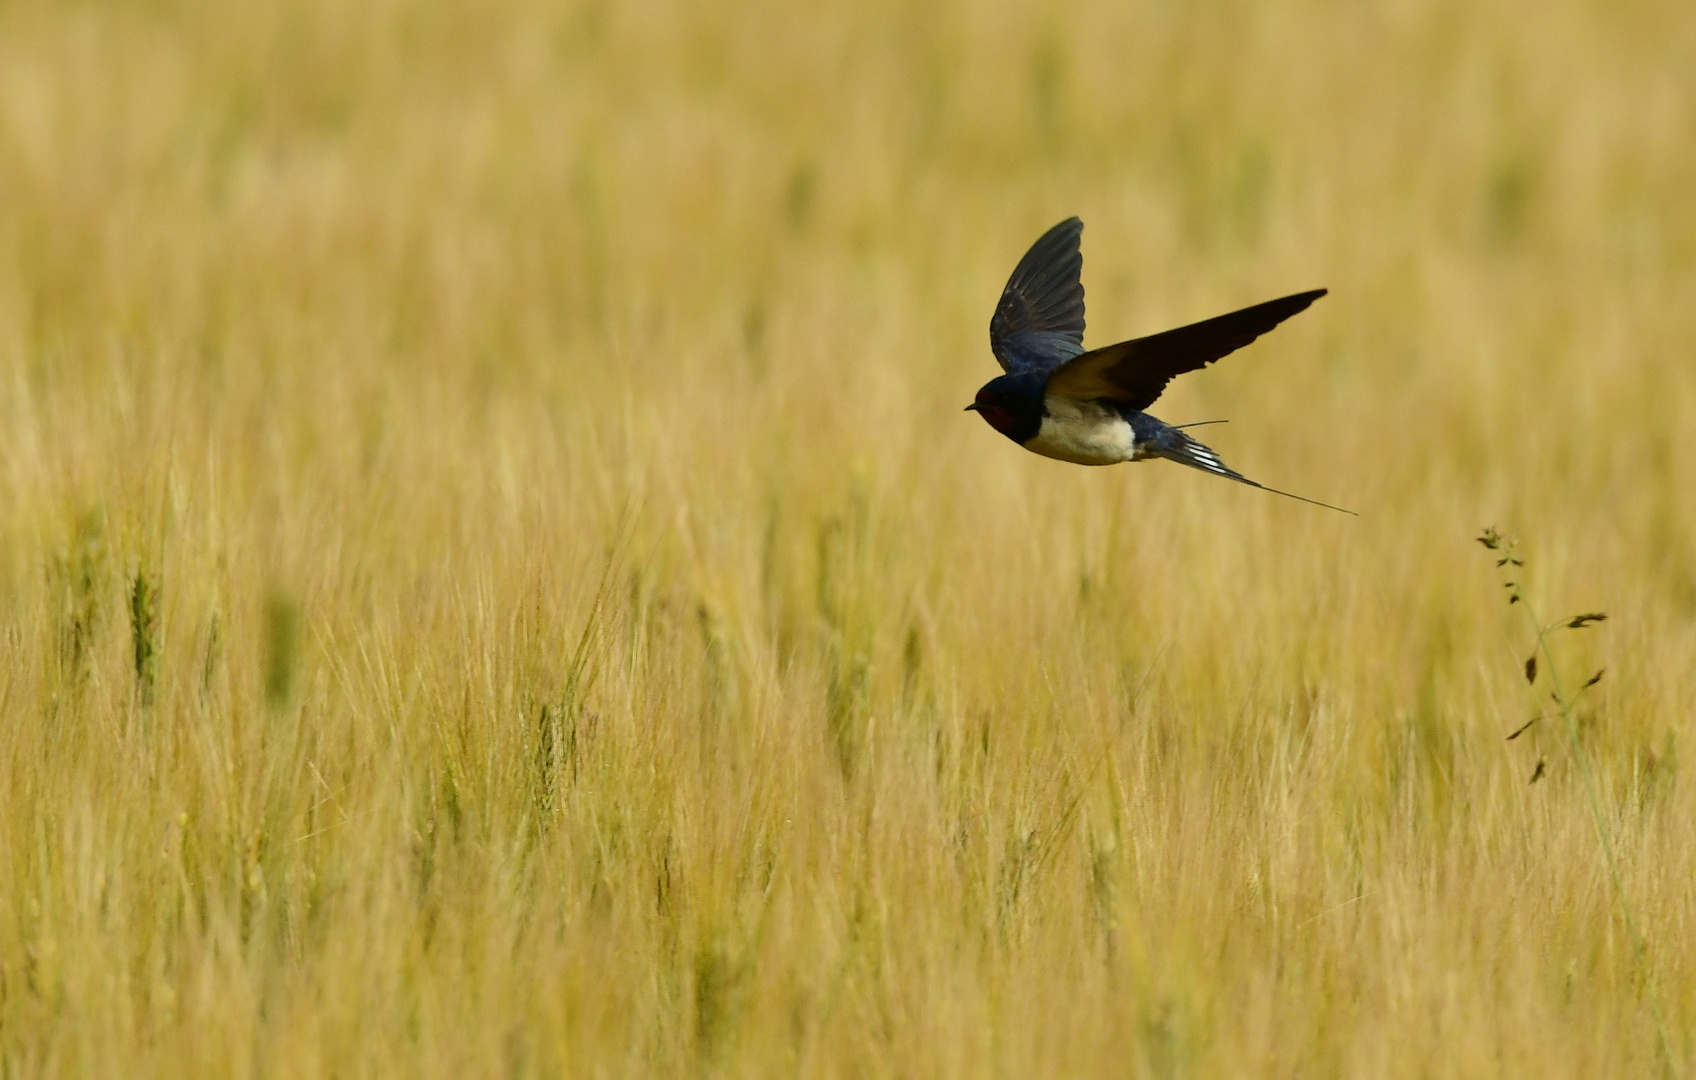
[965,218,1353,515]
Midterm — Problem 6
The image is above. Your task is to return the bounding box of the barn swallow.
[967,217,1353,514]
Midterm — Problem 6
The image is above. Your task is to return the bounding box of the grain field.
[1,0,1694,1075]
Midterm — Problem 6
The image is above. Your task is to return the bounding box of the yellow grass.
[2,0,1694,1074]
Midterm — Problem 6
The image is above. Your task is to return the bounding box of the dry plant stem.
[1516,593,1679,1076]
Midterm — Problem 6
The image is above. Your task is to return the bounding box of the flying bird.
[966,218,1353,514]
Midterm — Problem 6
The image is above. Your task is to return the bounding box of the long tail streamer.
[1155,429,1356,516]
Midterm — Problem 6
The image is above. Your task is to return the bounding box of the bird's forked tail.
[1147,425,1355,515]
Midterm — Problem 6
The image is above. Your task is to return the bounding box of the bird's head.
[965,373,1045,444]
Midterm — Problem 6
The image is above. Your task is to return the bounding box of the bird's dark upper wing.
[1044,288,1327,411]
[989,217,1087,375]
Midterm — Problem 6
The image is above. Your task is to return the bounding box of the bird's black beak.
[963,403,980,412]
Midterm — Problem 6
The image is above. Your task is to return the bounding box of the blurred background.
[1,0,1693,1075]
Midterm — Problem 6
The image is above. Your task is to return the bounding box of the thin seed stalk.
[1516,594,1678,1075]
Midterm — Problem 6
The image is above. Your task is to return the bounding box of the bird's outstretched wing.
[1044,288,1326,411]
[990,217,1087,375]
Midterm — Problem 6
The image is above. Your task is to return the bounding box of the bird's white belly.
[1023,399,1139,465]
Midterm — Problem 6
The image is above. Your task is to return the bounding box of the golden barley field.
[2,0,1694,1075]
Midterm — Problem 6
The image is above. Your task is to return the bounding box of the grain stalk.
[1477,527,1678,1075]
